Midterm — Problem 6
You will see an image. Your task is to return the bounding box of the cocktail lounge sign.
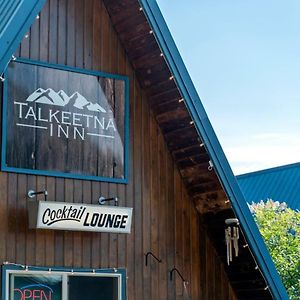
[1,59,129,182]
[28,201,133,234]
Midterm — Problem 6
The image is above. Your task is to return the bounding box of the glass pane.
[10,274,62,300]
[68,276,119,300]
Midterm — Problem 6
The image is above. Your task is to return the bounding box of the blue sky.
[156,0,300,175]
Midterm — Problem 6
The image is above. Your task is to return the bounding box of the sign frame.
[1,58,130,184]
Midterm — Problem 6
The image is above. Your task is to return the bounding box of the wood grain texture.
[0,1,238,299]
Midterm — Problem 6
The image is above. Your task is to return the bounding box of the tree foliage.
[249,200,300,299]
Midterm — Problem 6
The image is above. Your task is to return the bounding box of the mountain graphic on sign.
[26,88,107,113]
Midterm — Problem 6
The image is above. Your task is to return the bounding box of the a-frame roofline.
[0,0,289,299]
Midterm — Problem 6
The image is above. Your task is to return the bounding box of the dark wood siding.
[0,0,237,299]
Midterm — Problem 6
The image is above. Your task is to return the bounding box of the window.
[68,275,118,300]
[3,266,126,300]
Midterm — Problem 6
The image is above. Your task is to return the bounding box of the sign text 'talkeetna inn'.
[14,87,117,141]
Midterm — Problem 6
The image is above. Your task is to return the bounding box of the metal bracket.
[98,196,118,206]
[145,251,162,266]
[27,190,48,201]
[170,267,186,283]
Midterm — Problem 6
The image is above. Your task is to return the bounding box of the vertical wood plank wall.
[0,0,237,299]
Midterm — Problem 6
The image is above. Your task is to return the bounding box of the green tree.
[249,200,300,299]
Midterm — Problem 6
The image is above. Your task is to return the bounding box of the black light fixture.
[27,189,48,201]
[98,196,118,206]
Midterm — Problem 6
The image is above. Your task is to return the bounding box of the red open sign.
[14,288,52,300]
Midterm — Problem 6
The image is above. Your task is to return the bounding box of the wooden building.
[0,0,289,299]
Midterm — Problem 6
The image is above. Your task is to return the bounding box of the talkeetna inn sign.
[2,59,129,182]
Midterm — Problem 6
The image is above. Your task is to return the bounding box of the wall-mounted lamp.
[98,196,118,206]
[27,189,48,201]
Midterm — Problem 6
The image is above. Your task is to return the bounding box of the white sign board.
[31,201,133,234]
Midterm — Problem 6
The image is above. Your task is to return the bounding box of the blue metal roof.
[0,0,289,298]
[237,162,300,210]
[0,0,46,75]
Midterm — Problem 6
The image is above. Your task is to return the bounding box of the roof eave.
[0,0,46,76]
[139,0,289,299]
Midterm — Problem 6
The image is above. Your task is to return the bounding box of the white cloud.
[222,132,300,175]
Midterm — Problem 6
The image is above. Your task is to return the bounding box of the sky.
[156,0,300,175]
